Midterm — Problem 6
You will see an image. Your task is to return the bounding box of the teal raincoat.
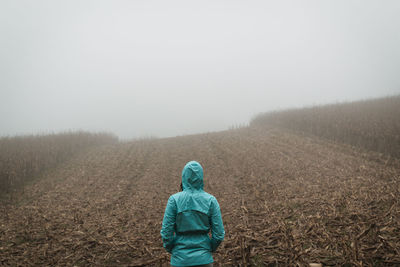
[161,161,225,266]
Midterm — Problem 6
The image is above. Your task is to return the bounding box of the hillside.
[1,127,399,266]
[250,95,400,158]
[0,131,118,195]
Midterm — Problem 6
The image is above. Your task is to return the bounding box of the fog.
[1,0,399,139]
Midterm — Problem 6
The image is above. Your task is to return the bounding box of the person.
[161,161,225,267]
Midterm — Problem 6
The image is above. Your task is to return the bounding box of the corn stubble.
[0,131,118,198]
[1,97,400,266]
[250,95,400,159]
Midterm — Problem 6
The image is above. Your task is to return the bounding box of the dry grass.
[0,131,118,197]
[250,95,400,158]
[0,128,399,266]
[1,96,400,266]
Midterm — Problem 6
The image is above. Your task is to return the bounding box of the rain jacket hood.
[182,161,204,191]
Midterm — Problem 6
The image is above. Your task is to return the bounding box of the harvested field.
[1,128,400,266]
[0,132,118,195]
[250,95,400,158]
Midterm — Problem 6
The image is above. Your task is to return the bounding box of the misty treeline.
[0,131,118,196]
[250,95,400,158]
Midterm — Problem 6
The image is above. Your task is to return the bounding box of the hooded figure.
[161,161,225,267]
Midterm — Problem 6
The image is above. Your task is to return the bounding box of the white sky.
[1,0,399,138]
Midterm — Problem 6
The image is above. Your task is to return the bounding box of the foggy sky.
[1,0,399,139]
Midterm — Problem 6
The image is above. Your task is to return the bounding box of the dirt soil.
[1,128,399,266]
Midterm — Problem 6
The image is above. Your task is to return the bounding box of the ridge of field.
[0,131,118,196]
[1,127,399,266]
[250,95,400,158]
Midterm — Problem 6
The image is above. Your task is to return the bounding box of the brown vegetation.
[250,95,400,158]
[0,131,118,196]
[1,128,399,266]
[1,96,399,266]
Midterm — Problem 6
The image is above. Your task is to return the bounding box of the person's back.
[161,161,225,267]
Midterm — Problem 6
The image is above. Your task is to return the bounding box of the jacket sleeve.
[161,195,177,253]
[210,197,225,252]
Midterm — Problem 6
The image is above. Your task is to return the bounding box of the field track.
[1,128,400,266]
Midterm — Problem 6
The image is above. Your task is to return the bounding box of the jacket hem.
[170,259,214,267]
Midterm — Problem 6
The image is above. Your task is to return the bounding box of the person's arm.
[160,196,177,253]
[210,197,225,252]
